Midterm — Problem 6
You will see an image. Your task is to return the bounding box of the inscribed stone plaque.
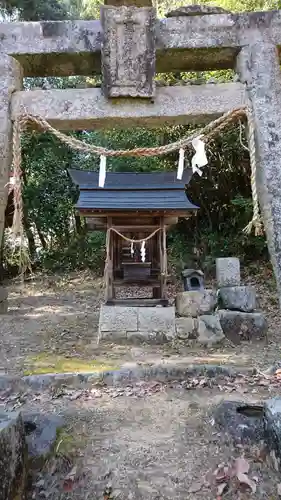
[101,5,156,98]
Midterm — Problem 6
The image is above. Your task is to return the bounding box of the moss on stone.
[24,353,118,375]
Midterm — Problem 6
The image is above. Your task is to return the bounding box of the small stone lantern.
[181,268,204,292]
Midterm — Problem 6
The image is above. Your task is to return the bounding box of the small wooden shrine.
[68,169,198,306]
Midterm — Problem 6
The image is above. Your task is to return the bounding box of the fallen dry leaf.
[63,465,78,492]
[236,472,257,493]
[234,457,250,475]
[217,482,228,496]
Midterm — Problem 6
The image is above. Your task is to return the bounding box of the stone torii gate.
[1,3,281,311]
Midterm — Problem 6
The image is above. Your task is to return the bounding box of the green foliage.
[40,232,105,271]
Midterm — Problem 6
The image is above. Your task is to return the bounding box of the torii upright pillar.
[0,55,22,312]
[237,34,281,307]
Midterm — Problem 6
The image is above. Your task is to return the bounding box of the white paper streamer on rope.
[130,241,134,257]
[191,136,208,177]
[99,155,107,187]
[177,148,185,180]
[140,240,146,263]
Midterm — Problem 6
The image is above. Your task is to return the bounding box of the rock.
[216,257,240,287]
[175,289,217,317]
[22,412,64,463]
[0,411,27,500]
[175,317,197,340]
[213,401,265,445]
[99,305,138,334]
[218,310,267,344]
[197,315,225,347]
[264,398,281,470]
[166,5,230,17]
[0,286,8,314]
[219,285,256,312]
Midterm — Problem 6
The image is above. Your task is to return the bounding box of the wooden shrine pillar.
[159,217,167,300]
[105,217,114,302]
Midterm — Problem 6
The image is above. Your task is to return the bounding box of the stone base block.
[99,305,176,343]
[197,315,225,347]
[264,397,281,471]
[0,286,8,314]
[175,289,217,317]
[218,310,267,344]
[219,285,256,312]
[216,257,240,287]
[0,411,27,500]
[175,317,197,340]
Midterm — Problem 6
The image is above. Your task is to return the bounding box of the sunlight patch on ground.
[24,352,119,375]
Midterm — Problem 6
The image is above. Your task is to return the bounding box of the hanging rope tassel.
[243,108,263,236]
[99,155,107,187]
[140,240,146,262]
[191,135,208,176]
[177,148,185,180]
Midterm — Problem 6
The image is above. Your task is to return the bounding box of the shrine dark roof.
[68,169,198,212]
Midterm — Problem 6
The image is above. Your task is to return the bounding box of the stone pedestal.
[219,285,256,312]
[237,39,281,307]
[99,305,175,343]
[0,55,22,314]
[101,5,156,97]
[175,289,217,317]
[218,310,267,344]
[0,411,27,500]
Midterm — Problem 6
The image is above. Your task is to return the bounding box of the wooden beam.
[11,83,246,129]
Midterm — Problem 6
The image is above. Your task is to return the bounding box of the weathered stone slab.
[219,285,256,312]
[175,317,197,340]
[0,286,8,314]
[138,306,175,336]
[0,411,27,500]
[22,412,64,463]
[264,397,281,471]
[216,257,240,287]
[237,39,281,307]
[11,83,245,130]
[99,305,138,333]
[218,310,267,344]
[176,289,217,317]
[197,315,225,347]
[214,401,264,445]
[99,305,175,342]
[101,5,156,98]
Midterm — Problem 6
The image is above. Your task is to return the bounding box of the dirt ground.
[17,383,281,500]
[1,267,281,499]
[0,267,280,376]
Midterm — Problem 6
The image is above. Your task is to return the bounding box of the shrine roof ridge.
[68,169,193,190]
[76,189,198,211]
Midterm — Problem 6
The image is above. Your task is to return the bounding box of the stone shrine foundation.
[98,305,176,343]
